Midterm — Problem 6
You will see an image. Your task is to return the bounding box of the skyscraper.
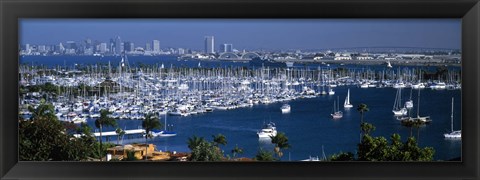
[124,42,134,52]
[99,43,107,53]
[145,43,152,51]
[204,36,214,54]
[152,40,160,53]
[115,36,122,55]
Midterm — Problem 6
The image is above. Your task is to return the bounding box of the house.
[107,143,169,161]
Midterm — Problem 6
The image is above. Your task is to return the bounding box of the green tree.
[212,134,227,147]
[94,109,117,161]
[19,101,93,161]
[115,127,126,145]
[330,152,355,161]
[254,148,276,161]
[189,140,223,161]
[270,132,291,159]
[355,123,434,161]
[231,144,244,160]
[28,99,56,121]
[360,122,375,135]
[123,150,138,161]
[357,103,369,124]
[187,135,206,150]
[357,103,369,142]
[142,113,162,160]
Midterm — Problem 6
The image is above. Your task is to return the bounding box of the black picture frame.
[1,0,479,179]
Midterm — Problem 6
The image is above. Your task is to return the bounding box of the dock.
[73,128,145,138]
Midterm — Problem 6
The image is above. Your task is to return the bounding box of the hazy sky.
[19,19,461,50]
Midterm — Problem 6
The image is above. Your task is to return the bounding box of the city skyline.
[20,19,461,51]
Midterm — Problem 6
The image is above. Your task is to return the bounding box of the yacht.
[411,82,426,89]
[301,156,320,161]
[328,88,335,95]
[430,82,447,90]
[257,122,277,138]
[280,104,291,113]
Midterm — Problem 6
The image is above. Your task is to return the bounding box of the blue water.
[85,87,461,161]
[20,55,460,72]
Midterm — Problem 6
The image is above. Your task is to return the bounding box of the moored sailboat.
[331,96,343,119]
[392,88,407,116]
[344,89,353,108]
[444,97,461,139]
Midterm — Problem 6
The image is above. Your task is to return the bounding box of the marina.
[19,55,462,161]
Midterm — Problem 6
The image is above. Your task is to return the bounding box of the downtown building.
[220,43,233,53]
[115,36,122,55]
[152,40,160,53]
[204,36,214,54]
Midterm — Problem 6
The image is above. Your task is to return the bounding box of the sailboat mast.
[451,97,454,132]
[416,89,421,117]
[337,96,339,112]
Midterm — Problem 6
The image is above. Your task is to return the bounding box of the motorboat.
[280,104,291,113]
[257,122,277,138]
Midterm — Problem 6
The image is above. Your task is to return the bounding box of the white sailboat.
[444,97,461,139]
[344,89,353,108]
[154,113,177,137]
[400,89,432,124]
[392,88,407,116]
[331,96,343,119]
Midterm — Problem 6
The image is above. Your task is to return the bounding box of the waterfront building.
[334,53,352,60]
[204,36,214,54]
[153,40,160,53]
[220,43,233,53]
[178,48,185,55]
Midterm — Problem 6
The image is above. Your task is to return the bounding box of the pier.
[73,128,145,138]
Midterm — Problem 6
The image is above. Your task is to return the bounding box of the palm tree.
[231,144,243,160]
[357,103,369,142]
[94,109,117,161]
[254,148,275,161]
[142,113,161,160]
[28,99,56,121]
[357,103,369,124]
[270,132,290,159]
[115,128,125,145]
[212,134,227,147]
[187,135,205,150]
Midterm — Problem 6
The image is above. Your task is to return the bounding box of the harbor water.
[84,86,461,161]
